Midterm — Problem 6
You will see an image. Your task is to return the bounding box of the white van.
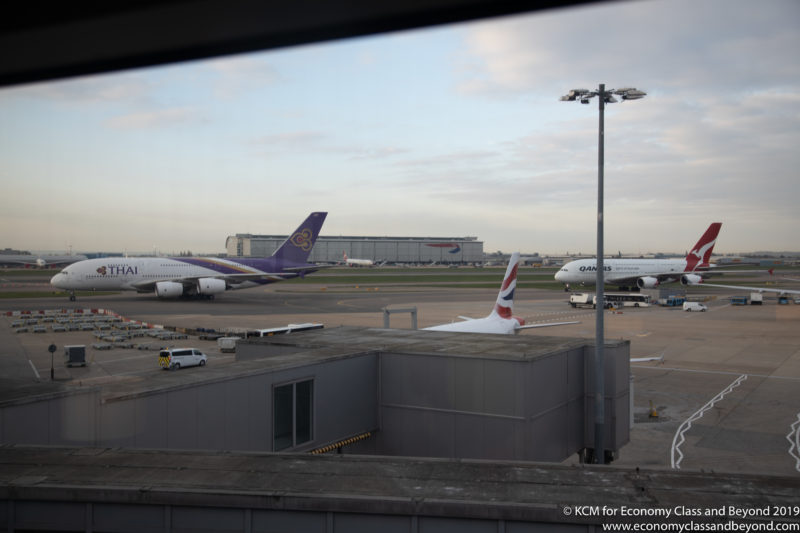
[159,348,207,370]
[682,302,707,312]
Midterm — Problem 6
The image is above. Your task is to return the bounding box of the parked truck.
[217,337,241,353]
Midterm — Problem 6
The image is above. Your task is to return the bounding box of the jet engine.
[681,274,703,286]
[155,281,185,298]
[636,276,660,289]
[197,278,226,295]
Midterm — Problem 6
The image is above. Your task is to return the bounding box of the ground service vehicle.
[659,296,686,307]
[569,292,648,309]
[604,293,651,308]
[683,302,708,312]
[159,348,207,370]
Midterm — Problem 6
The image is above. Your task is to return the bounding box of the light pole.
[560,85,645,464]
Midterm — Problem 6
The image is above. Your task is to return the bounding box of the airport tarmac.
[1,281,799,478]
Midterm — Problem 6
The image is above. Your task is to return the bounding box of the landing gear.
[68,291,76,302]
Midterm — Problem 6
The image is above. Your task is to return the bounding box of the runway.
[2,280,800,477]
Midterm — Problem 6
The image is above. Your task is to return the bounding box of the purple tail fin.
[272,212,328,264]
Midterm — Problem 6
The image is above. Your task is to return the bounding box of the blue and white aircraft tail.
[51,212,328,301]
[424,252,578,334]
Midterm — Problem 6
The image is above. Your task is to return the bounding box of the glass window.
[295,380,313,445]
[273,383,294,451]
[273,379,314,451]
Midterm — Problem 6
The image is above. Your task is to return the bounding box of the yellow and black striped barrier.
[309,432,372,454]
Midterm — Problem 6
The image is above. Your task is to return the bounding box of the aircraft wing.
[631,353,664,363]
[517,320,580,330]
[609,268,774,287]
[282,264,336,272]
[686,281,800,295]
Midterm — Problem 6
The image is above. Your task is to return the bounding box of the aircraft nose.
[50,272,66,288]
[554,270,563,281]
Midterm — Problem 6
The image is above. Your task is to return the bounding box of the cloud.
[459,0,800,96]
[105,107,199,129]
[205,55,280,97]
[16,71,154,106]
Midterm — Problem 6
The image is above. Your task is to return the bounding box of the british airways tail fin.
[272,212,328,264]
[685,222,722,271]
[490,252,520,319]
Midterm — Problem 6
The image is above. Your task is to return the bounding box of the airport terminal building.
[226,234,484,264]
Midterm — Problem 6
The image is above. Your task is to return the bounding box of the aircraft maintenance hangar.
[226,234,484,264]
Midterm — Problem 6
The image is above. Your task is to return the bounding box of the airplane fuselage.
[424,314,523,334]
[555,258,690,287]
[51,256,309,293]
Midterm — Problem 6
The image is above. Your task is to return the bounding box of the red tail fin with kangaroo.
[685,222,722,272]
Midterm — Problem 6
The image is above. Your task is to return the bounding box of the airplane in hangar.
[424,252,579,334]
[555,223,725,291]
[341,251,374,267]
[50,212,328,301]
[0,253,88,268]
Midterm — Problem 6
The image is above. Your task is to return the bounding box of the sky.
[1,0,798,256]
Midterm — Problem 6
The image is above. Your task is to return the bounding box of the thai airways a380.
[50,212,327,301]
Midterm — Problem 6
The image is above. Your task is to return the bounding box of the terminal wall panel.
[527,402,572,462]
[419,516,497,533]
[454,357,484,412]
[247,376,270,450]
[226,376,259,450]
[379,405,456,457]
[1,400,50,445]
[99,399,136,448]
[527,352,569,419]
[483,359,522,417]
[197,382,228,450]
[253,510,327,533]
[167,388,199,449]
[94,503,166,533]
[172,506,245,533]
[51,391,96,446]
[334,513,411,533]
[134,395,168,449]
[13,501,86,532]
[454,414,519,460]
[312,355,377,445]
[381,353,455,410]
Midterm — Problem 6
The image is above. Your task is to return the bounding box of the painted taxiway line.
[670,374,748,469]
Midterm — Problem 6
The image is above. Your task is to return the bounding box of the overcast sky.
[1,0,798,256]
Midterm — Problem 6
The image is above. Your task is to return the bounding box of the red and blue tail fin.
[492,252,520,319]
[272,212,327,264]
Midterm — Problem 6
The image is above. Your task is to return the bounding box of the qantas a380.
[554,223,723,290]
[51,212,327,301]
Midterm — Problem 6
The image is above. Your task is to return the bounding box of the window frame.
[272,378,315,451]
